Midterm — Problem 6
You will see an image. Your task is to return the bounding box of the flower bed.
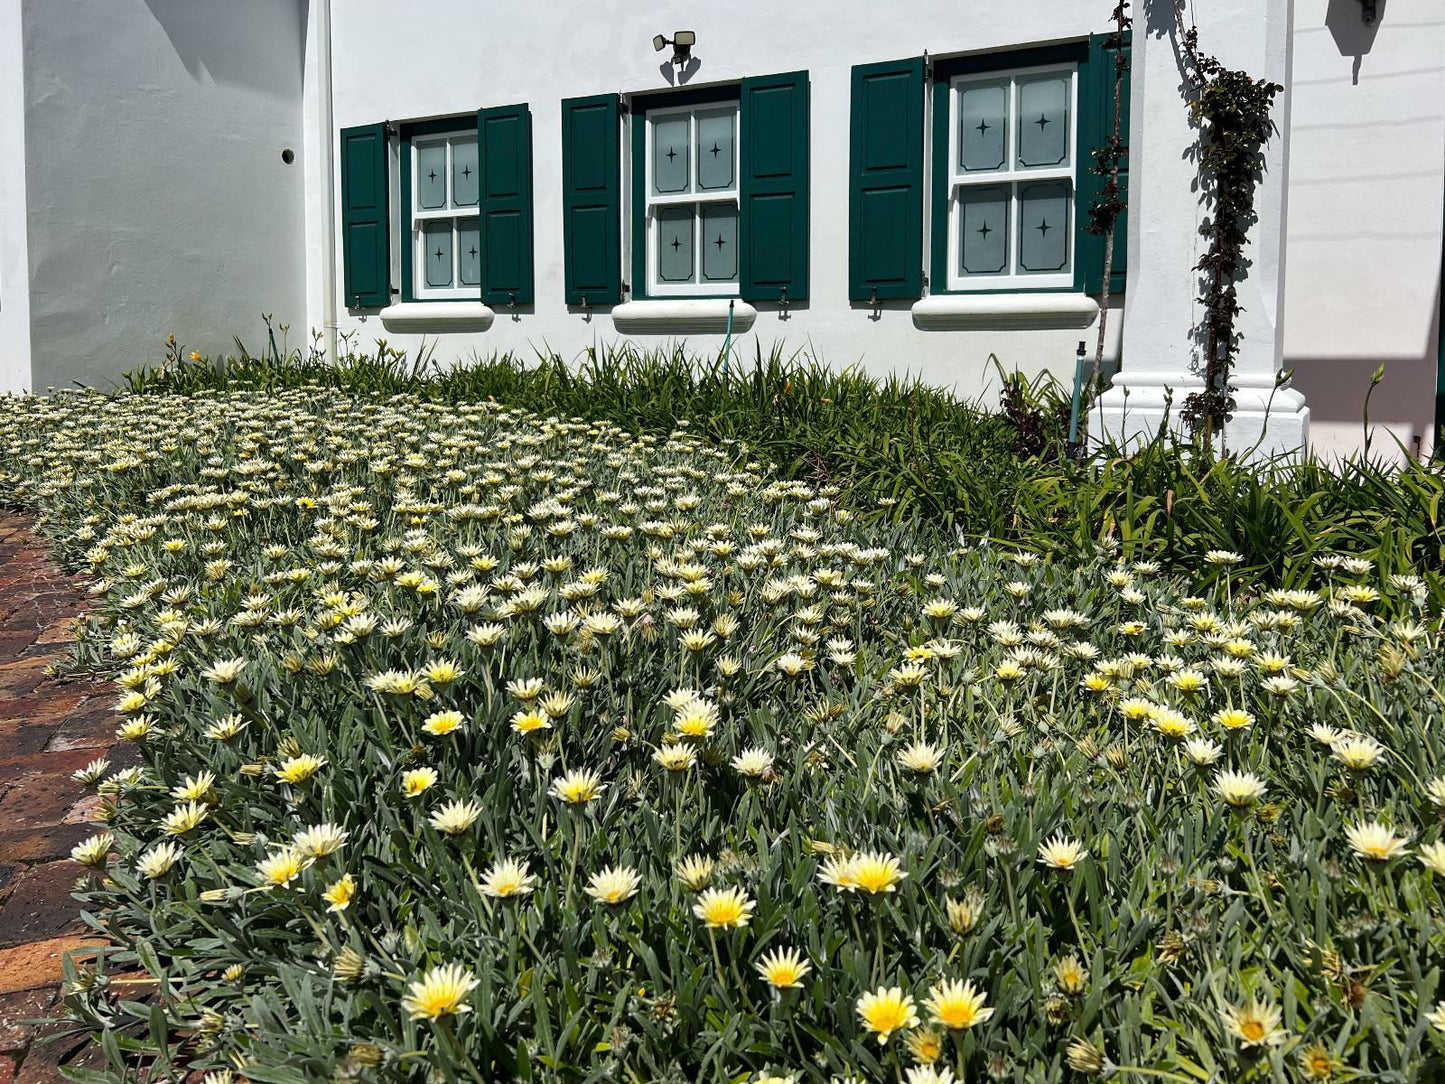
[1,388,1442,1082]
[123,344,1445,610]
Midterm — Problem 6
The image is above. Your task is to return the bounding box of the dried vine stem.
[1086,2,1132,397]
[1172,0,1284,453]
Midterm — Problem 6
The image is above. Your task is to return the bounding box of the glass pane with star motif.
[656,206,695,283]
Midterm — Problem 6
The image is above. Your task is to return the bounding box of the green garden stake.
[1067,339,1087,454]
[722,299,735,380]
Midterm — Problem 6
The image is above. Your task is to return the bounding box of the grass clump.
[1,387,1443,1081]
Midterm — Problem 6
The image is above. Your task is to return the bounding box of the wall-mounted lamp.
[1357,0,1377,23]
[652,30,696,68]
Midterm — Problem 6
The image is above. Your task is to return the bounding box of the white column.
[302,0,338,363]
[0,0,33,395]
[1093,0,1308,458]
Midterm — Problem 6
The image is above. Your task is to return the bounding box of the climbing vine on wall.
[1172,2,1284,452]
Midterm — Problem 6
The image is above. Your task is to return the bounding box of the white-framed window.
[644,101,740,297]
[409,130,480,300]
[945,64,1077,291]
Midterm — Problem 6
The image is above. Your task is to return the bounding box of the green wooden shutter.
[849,59,924,301]
[1078,31,1131,296]
[339,123,391,309]
[477,104,534,305]
[740,71,809,302]
[561,94,621,305]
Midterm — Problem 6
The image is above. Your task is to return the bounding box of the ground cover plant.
[1,388,1444,1082]
[122,340,1445,610]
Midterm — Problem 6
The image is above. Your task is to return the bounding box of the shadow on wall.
[1325,0,1386,84]
[1286,284,1438,459]
[142,0,306,97]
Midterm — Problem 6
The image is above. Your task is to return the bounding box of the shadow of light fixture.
[652,30,696,69]
[1357,0,1377,23]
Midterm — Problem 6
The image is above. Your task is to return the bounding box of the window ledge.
[911,293,1099,331]
[612,299,757,335]
[379,302,494,331]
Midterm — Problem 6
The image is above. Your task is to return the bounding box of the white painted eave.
[379,302,494,331]
[911,293,1100,331]
[611,299,757,335]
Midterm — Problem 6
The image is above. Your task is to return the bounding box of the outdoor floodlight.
[652,30,696,67]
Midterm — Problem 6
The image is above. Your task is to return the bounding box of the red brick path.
[0,513,118,1082]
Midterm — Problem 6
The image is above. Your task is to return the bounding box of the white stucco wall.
[20,0,308,391]
[0,0,32,394]
[9,0,1434,445]
[1283,0,1445,460]
[319,0,1127,403]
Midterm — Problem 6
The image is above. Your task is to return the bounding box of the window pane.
[696,109,735,192]
[958,186,1009,276]
[958,82,1007,173]
[458,220,481,287]
[417,143,447,209]
[1018,181,1071,273]
[656,206,695,283]
[452,137,478,208]
[1017,75,1070,168]
[652,116,690,195]
[423,219,453,287]
[700,203,738,283]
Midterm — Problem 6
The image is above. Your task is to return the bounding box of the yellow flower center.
[867,1004,908,1031]
[913,1035,943,1061]
[941,1004,975,1027]
[703,900,743,924]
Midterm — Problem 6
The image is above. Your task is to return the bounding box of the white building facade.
[0,0,1441,459]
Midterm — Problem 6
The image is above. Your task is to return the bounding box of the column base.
[1090,369,1310,460]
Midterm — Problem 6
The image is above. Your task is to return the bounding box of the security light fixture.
[653,30,696,68]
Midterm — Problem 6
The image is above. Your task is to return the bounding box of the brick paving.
[0,513,116,1082]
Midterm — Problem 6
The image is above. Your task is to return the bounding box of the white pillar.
[0,0,33,395]
[1094,0,1308,458]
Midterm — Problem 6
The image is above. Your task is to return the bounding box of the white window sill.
[379,302,494,331]
[911,293,1099,331]
[612,299,757,335]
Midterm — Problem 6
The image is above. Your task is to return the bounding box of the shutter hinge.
[383,120,399,138]
[617,97,631,116]
[923,51,932,78]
